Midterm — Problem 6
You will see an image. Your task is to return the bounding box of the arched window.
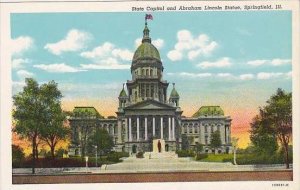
[189,125,193,133]
[150,69,153,76]
[194,126,198,133]
[146,69,149,76]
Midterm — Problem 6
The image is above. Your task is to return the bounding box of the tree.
[13,78,68,173]
[250,114,278,155]
[195,143,204,154]
[39,81,69,159]
[13,78,44,174]
[210,130,222,154]
[88,128,113,159]
[263,88,292,169]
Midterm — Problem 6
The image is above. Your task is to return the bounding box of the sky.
[11,11,292,148]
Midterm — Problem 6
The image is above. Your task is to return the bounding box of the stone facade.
[68,22,232,156]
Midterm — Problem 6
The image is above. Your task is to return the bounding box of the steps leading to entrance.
[144,151,178,159]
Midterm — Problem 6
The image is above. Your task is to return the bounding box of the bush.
[106,151,129,162]
[195,153,208,160]
[195,153,207,160]
[222,153,286,165]
[176,150,195,157]
[13,158,86,168]
[12,145,25,167]
[136,151,144,158]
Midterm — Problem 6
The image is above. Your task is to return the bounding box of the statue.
[158,140,161,153]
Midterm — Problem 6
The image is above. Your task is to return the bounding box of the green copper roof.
[170,84,179,98]
[192,106,224,117]
[132,23,161,61]
[119,88,127,97]
[133,42,161,61]
[73,107,103,118]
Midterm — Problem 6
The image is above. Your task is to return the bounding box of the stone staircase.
[144,151,178,159]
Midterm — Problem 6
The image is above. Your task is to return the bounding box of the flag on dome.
[145,14,153,20]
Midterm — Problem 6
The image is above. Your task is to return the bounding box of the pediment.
[124,99,175,110]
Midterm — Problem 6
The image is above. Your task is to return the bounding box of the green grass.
[197,154,234,162]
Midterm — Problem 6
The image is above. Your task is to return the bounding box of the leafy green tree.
[263,88,292,168]
[195,143,204,154]
[13,78,44,174]
[250,114,278,155]
[210,130,222,154]
[39,81,69,159]
[87,128,114,158]
[250,88,291,168]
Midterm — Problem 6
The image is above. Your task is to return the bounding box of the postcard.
[0,0,299,190]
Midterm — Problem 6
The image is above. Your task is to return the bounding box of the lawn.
[197,154,235,162]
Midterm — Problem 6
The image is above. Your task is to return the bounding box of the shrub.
[136,151,144,158]
[12,145,25,167]
[176,150,195,157]
[195,153,208,160]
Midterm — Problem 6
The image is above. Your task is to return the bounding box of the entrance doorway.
[165,144,169,152]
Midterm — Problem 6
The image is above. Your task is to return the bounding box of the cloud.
[271,59,291,66]
[167,71,291,80]
[11,36,34,56]
[44,29,91,55]
[17,69,34,80]
[257,72,284,80]
[247,60,268,66]
[152,39,164,49]
[135,38,164,49]
[80,58,130,70]
[33,63,86,73]
[167,30,218,61]
[167,72,212,78]
[247,59,291,66]
[197,57,232,69]
[239,74,254,80]
[167,50,182,61]
[80,42,132,70]
[286,71,292,78]
[217,73,234,78]
[12,58,30,69]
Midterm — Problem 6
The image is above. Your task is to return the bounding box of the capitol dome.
[131,23,162,67]
[133,42,161,62]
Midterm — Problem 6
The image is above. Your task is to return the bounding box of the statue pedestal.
[152,139,165,153]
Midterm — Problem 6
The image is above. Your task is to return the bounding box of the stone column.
[228,126,231,143]
[172,117,175,140]
[124,118,128,142]
[137,117,140,141]
[224,126,227,143]
[129,117,132,141]
[153,117,156,137]
[168,117,171,140]
[160,117,163,139]
[145,117,148,140]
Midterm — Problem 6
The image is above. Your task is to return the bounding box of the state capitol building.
[68,21,232,156]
